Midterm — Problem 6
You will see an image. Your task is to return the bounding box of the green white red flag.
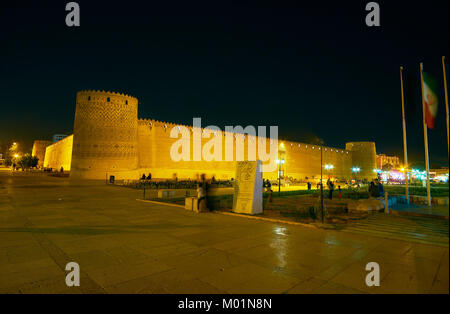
[423,72,439,129]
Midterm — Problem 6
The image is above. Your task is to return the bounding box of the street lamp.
[324,164,334,179]
[276,158,285,196]
[352,167,361,184]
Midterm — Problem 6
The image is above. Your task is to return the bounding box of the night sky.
[1,0,449,166]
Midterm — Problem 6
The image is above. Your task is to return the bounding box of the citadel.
[32,90,378,182]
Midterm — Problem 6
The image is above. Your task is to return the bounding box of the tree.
[4,155,12,166]
[17,154,38,170]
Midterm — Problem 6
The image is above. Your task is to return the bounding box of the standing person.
[338,185,342,200]
[328,179,334,200]
[376,179,385,198]
[266,179,271,191]
[197,182,206,211]
[372,180,381,197]
[266,180,273,203]
[369,181,376,197]
[307,181,312,190]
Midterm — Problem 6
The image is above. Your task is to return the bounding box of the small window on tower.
[107,97,110,102]
[125,100,128,105]
[88,96,91,101]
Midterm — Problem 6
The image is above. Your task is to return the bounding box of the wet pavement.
[0,171,448,294]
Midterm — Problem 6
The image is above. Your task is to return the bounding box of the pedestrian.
[328,179,334,200]
[141,173,146,180]
[266,179,272,191]
[376,179,385,198]
[369,180,380,198]
[266,180,273,203]
[369,181,376,197]
[146,173,152,180]
[338,185,342,199]
[197,182,206,211]
[307,181,312,190]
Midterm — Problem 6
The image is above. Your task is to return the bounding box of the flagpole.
[443,56,449,157]
[400,66,409,204]
[420,63,432,207]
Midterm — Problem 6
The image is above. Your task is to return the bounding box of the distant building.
[53,134,68,143]
[0,153,4,166]
[430,167,449,182]
[377,154,401,170]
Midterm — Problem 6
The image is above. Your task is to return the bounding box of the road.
[0,171,448,293]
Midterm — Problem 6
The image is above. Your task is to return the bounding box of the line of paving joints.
[430,249,447,292]
[9,197,106,294]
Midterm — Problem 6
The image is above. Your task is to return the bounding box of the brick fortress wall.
[38,90,378,182]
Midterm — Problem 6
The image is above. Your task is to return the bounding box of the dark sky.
[1,0,449,166]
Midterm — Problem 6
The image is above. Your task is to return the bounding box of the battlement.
[76,90,138,106]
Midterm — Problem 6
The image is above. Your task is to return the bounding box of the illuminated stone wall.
[346,142,378,181]
[38,90,378,182]
[282,141,353,181]
[137,119,276,180]
[32,140,52,167]
[43,135,73,171]
[135,119,373,182]
[70,91,139,180]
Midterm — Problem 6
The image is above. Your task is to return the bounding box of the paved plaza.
[0,171,448,294]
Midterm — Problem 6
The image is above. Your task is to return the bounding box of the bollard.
[385,192,389,214]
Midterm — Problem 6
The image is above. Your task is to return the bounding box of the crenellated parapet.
[77,90,138,105]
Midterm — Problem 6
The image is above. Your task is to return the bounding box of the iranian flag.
[423,72,439,129]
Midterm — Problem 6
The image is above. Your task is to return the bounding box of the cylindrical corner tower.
[346,142,377,181]
[70,90,139,180]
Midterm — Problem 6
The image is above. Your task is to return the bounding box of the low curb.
[215,211,318,229]
[136,198,185,209]
[389,209,449,220]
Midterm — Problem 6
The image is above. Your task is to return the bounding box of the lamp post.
[276,158,285,196]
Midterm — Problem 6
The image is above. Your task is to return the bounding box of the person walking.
[197,182,206,211]
[338,185,342,200]
[266,179,272,192]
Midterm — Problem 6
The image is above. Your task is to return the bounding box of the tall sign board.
[233,160,263,215]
